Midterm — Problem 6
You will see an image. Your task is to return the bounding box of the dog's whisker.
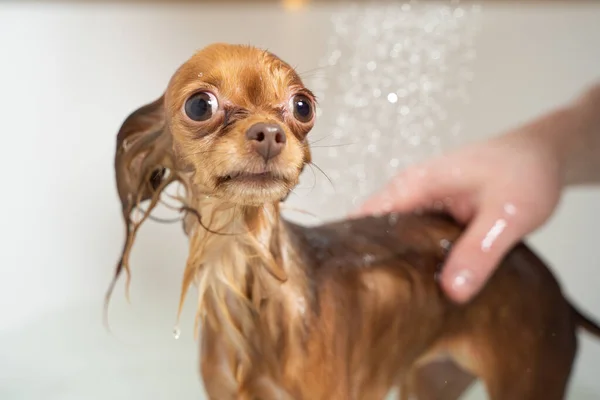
[298,65,330,76]
[160,197,184,211]
[180,206,242,236]
[279,204,323,222]
[135,205,182,224]
[299,162,318,195]
[310,142,356,149]
[148,214,183,223]
[309,162,335,191]
[309,134,338,146]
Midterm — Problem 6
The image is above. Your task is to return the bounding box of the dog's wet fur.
[110,43,600,400]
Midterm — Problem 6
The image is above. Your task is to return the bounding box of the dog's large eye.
[184,91,218,121]
[290,94,313,123]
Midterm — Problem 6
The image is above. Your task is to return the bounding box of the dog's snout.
[245,123,287,161]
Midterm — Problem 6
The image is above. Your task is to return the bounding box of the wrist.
[517,84,600,187]
[508,105,576,188]
[560,83,600,185]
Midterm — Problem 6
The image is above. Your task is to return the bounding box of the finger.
[350,172,424,217]
[439,202,529,303]
[351,163,465,218]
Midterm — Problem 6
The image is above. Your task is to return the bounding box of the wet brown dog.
[109,43,600,399]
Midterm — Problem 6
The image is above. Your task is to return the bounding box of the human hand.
[352,120,569,303]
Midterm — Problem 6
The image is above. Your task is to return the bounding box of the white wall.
[0,2,599,399]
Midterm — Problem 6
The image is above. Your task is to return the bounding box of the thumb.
[439,202,527,303]
[351,165,453,218]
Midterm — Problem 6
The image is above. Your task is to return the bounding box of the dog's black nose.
[245,122,287,162]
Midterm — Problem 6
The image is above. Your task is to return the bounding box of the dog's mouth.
[216,170,287,186]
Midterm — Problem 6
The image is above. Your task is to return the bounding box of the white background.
[0,1,599,399]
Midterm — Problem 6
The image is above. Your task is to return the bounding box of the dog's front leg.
[400,359,475,400]
[199,323,239,400]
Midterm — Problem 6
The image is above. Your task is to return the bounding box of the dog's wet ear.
[114,95,173,217]
[106,95,179,321]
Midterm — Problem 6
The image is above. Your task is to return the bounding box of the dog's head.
[108,44,316,307]
[161,43,315,206]
[110,43,315,299]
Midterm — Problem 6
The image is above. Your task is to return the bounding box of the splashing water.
[172,325,181,340]
[440,238,452,252]
[297,1,482,221]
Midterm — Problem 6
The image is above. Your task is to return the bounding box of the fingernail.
[450,269,475,295]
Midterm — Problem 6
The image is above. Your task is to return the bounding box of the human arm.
[352,82,600,303]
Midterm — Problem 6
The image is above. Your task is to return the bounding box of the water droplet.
[296,296,306,315]
[504,203,517,216]
[440,238,452,251]
[481,219,507,252]
[388,212,399,225]
[428,136,440,146]
[173,326,181,340]
[304,2,479,216]
[451,270,474,291]
[363,253,376,265]
[381,198,393,213]
[197,72,204,78]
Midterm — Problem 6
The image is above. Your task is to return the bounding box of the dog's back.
[283,212,600,400]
